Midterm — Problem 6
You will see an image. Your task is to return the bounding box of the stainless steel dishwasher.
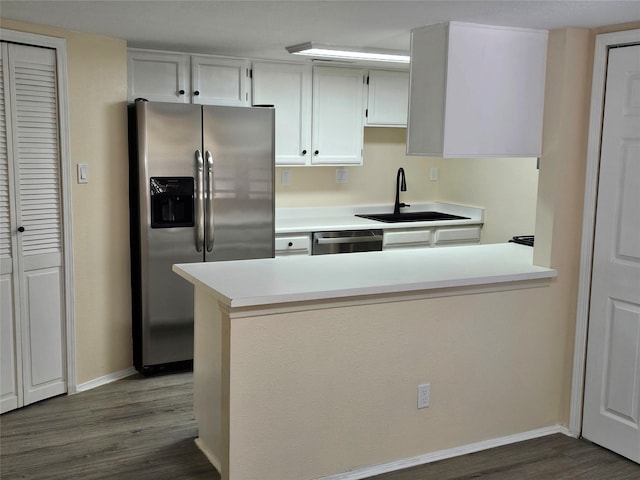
[312,229,383,255]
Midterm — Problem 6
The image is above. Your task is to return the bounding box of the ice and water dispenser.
[149,177,194,228]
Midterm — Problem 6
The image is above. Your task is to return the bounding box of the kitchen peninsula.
[173,243,557,480]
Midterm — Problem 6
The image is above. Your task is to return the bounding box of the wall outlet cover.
[281,169,291,185]
[418,383,430,409]
[336,168,349,184]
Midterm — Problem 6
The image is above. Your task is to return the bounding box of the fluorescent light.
[286,42,410,64]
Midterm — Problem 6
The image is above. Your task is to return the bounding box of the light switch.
[77,163,89,184]
[281,169,291,185]
[429,167,439,181]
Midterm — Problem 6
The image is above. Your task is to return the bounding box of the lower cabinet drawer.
[275,235,311,256]
[434,226,481,245]
[383,229,431,248]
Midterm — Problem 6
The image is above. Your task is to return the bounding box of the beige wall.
[275,127,438,208]
[1,19,131,384]
[437,157,539,243]
[228,285,566,479]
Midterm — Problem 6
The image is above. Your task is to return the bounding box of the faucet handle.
[400,203,410,209]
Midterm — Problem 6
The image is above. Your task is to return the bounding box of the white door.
[582,43,640,463]
[252,61,312,166]
[191,55,250,106]
[0,43,21,413]
[127,49,190,103]
[311,66,366,165]
[366,70,409,126]
[0,42,66,413]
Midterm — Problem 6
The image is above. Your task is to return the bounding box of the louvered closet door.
[0,43,21,413]
[1,42,66,411]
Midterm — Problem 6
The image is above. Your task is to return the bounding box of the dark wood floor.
[1,372,638,480]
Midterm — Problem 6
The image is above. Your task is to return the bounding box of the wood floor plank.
[2,372,638,479]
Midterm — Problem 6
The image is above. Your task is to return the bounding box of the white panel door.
[252,61,311,165]
[366,70,409,126]
[311,66,366,165]
[583,44,640,463]
[127,50,190,103]
[1,42,66,411]
[191,55,250,106]
[0,44,20,414]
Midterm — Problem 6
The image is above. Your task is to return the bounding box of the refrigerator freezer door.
[136,102,202,367]
[203,106,275,261]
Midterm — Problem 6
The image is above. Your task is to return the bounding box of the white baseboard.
[319,425,572,480]
[74,366,137,393]
[195,438,222,473]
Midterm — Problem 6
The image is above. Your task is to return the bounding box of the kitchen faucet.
[394,167,410,215]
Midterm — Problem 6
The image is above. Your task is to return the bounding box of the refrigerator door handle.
[195,150,205,252]
[205,150,214,253]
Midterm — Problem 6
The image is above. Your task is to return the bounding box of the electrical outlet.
[429,167,439,181]
[418,383,430,409]
[281,169,291,185]
[336,167,349,184]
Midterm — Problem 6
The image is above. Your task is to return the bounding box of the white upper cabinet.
[128,49,250,106]
[252,61,312,165]
[366,70,409,127]
[311,66,366,165]
[128,50,190,103]
[127,49,191,103]
[191,55,250,106]
[407,22,548,158]
[252,63,366,166]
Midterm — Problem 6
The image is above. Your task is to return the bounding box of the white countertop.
[275,202,484,234]
[173,243,556,309]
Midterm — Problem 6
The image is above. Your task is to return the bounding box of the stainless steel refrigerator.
[128,100,275,374]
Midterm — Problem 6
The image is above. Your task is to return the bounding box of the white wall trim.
[570,28,640,437]
[0,29,77,394]
[318,425,571,480]
[75,367,136,393]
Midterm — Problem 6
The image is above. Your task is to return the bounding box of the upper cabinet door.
[127,49,190,103]
[191,55,250,106]
[366,70,409,127]
[312,66,366,165]
[252,61,312,166]
[407,22,548,157]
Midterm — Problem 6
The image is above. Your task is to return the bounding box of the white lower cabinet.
[433,226,481,245]
[275,234,311,256]
[383,229,432,249]
[383,225,481,250]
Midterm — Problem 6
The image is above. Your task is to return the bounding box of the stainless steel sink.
[355,211,470,223]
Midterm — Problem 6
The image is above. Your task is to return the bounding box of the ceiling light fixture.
[286,42,410,64]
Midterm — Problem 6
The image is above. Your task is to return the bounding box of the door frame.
[1,29,76,394]
[570,28,640,437]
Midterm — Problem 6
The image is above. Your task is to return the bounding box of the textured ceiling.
[1,1,639,61]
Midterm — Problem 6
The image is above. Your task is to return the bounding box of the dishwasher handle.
[314,232,383,245]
